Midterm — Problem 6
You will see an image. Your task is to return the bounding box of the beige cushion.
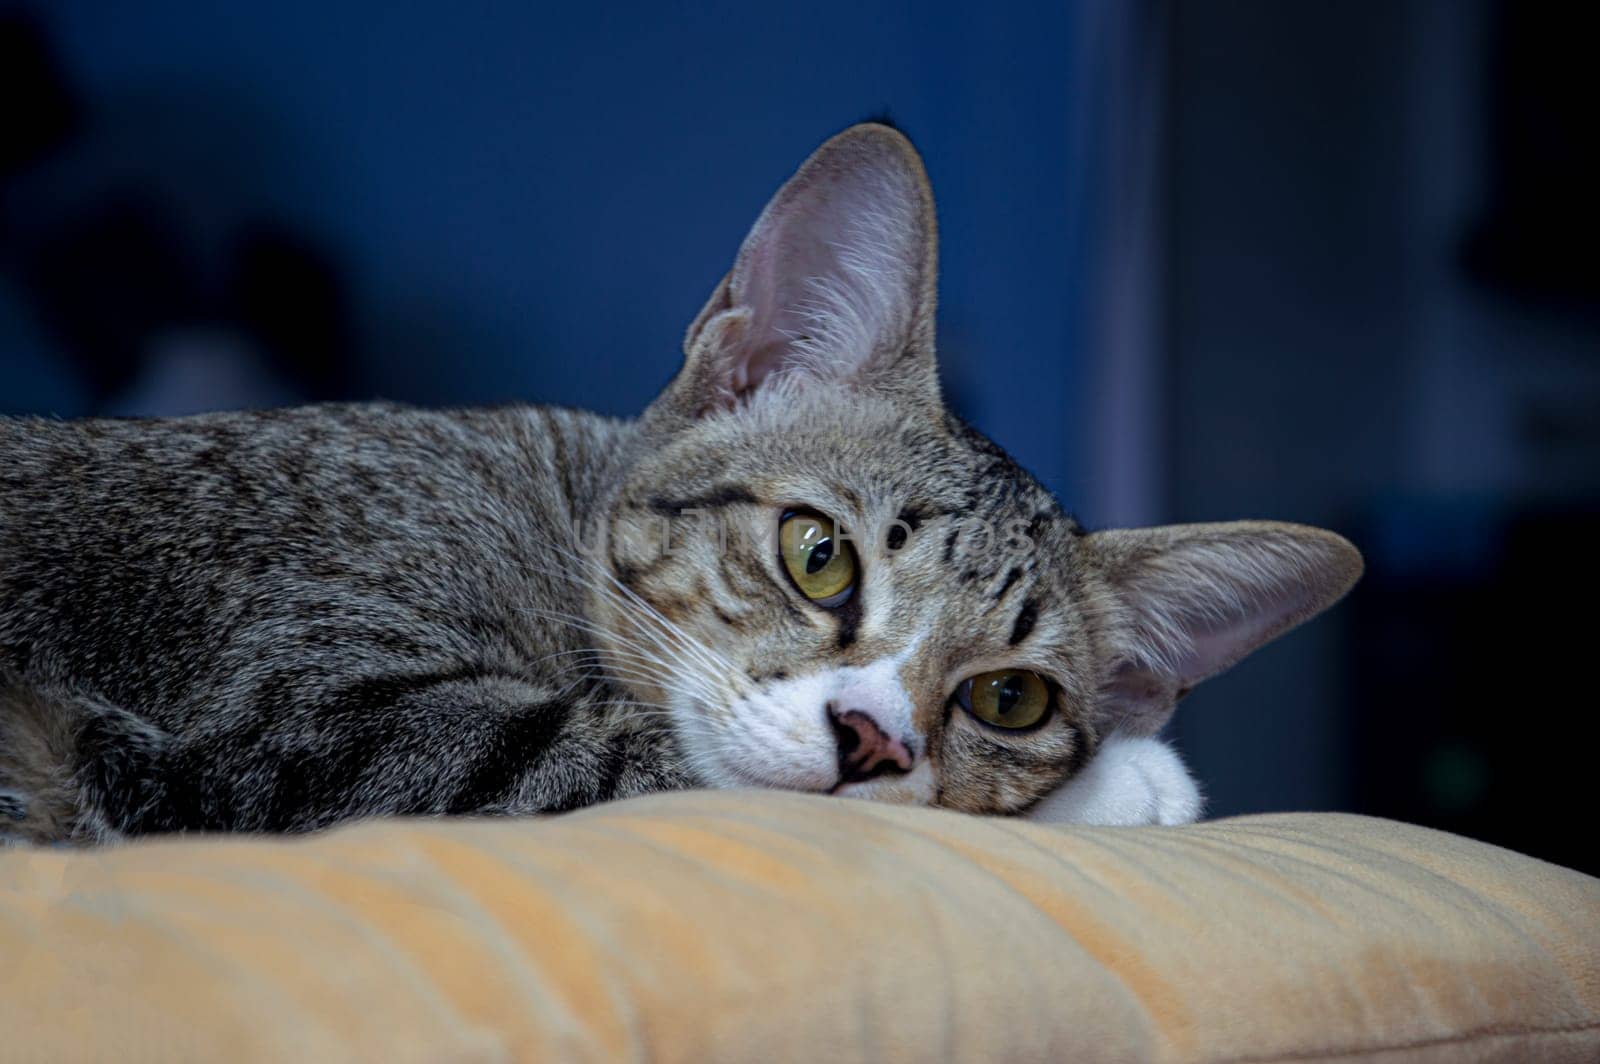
[2,792,1597,1062]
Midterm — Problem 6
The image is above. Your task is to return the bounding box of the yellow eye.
[779,511,857,607]
[955,670,1052,730]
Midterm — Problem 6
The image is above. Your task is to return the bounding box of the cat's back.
[0,402,627,725]
[0,402,572,575]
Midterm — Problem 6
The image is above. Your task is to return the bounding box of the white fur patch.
[1024,734,1203,826]
[681,652,923,797]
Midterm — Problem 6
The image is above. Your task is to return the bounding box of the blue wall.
[6,2,1099,503]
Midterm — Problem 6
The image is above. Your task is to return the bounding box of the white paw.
[1024,734,1203,826]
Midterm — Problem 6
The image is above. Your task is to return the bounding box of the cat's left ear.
[1087,521,1363,736]
[673,122,939,413]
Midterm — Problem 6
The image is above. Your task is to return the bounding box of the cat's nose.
[827,704,914,785]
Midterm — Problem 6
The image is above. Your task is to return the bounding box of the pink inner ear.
[720,142,924,394]
[729,339,792,395]
[1170,583,1312,687]
[1105,559,1331,735]
[1100,662,1177,737]
[730,229,844,393]
[1091,523,1362,735]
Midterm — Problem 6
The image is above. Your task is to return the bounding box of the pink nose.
[828,706,914,785]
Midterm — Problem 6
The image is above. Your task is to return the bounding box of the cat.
[0,123,1361,844]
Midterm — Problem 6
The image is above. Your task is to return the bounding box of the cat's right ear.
[1086,521,1364,737]
[670,123,940,415]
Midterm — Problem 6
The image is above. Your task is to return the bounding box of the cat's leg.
[1024,733,1202,826]
[5,672,685,840]
[0,680,170,844]
[145,674,690,833]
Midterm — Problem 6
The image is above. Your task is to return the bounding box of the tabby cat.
[0,124,1361,844]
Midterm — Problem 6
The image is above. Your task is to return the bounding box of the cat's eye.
[778,510,857,607]
[953,670,1052,730]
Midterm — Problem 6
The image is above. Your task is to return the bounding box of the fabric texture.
[2,792,1597,1063]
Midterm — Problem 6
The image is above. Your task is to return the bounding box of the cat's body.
[1,404,691,839]
[1,125,1359,843]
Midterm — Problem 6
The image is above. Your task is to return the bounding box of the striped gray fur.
[0,124,1361,842]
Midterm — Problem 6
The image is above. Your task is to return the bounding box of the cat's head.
[590,123,1362,813]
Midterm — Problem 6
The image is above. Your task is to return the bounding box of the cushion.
[2,792,1597,1062]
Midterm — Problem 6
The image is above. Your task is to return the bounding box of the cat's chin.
[828,762,938,805]
[693,751,937,806]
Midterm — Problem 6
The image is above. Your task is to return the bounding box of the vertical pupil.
[806,535,834,574]
[996,676,1022,716]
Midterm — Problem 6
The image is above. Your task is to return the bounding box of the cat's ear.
[675,122,939,412]
[1086,521,1363,736]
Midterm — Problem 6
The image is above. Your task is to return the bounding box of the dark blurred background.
[2,3,1595,872]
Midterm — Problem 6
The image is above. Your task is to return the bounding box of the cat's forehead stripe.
[644,485,758,514]
[1009,598,1040,647]
[991,566,1024,603]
